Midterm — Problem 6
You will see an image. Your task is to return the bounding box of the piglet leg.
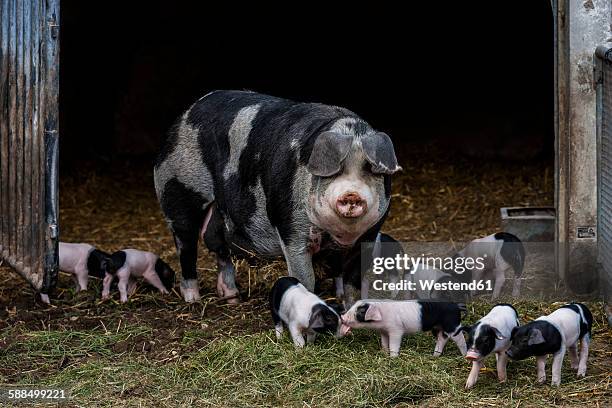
[216,257,240,304]
[496,351,508,382]
[102,273,114,300]
[118,277,130,303]
[288,324,305,348]
[275,323,284,340]
[75,266,88,292]
[380,332,389,353]
[536,355,547,384]
[577,334,590,377]
[568,343,579,370]
[388,331,403,357]
[551,346,566,386]
[452,332,467,356]
[433,332,449,357]
[465,360,482,389]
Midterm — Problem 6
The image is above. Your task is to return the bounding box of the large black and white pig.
[455,232,525,299]
[339,300,468,357]
[461,304,520,389]
[506,303,593,386]
[102,249,175,303]
[269,276,342,347]
[154,91,400,304]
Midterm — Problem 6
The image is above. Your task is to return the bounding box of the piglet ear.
[307,131,353,177]
[309,309,326,329]
[492,327,505,340]
[361,132,402,175]
[527,328,546,345]
[364,304,383,321]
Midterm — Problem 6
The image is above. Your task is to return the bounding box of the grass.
[0,300,609,407]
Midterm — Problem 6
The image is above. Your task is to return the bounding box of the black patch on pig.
[560,303,593,339]
[154,258,176,291]
[86,249,113,278]
[269,277,300,326]
[110,250,127,273]
[465,323,497,357]
[417,301,463,335]
[309,303,340,334]
[506,321,562,360]
[355,303,371,322]
[495,232,525,278]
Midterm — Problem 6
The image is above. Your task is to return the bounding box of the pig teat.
[336,192,367,218]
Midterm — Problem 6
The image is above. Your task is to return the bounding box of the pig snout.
[339,323,352,337]
[465,349,481,361]
[335,192,367,218]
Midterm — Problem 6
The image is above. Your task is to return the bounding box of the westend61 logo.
[372,254,486,275]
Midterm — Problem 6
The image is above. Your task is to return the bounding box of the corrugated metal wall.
[0,0,59,294]
[597,45,612,301]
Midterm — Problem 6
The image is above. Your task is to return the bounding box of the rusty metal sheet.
[0,0,59,294]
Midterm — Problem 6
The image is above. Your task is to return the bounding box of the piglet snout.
[465,349,481,361]
[339,323,352,337]
[335,192,367,218]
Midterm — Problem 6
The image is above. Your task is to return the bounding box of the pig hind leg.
[577,334,590,377]
[569,343,579,370]
[216,256,240,303]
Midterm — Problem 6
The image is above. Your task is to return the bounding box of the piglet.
[59,242,114,291]
[506,303,593,386]
[455,232,525,299]
[461,304,520,388]
[269,276,342,347]
[340,300,467,357]
[103,249,175,302]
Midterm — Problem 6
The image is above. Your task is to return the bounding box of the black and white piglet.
[455,232,525,299]
[340,300,468,357]
[103,249,175,303]
[506,303,593,386]
[461,304,520,389]
[269,277,342,347]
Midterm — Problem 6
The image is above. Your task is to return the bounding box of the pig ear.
[361,132,402,175]
[527,328,545,345]
[307,131,354,177]
[309,308,327,329]
[492,327,506,340]
[364,304,382,321]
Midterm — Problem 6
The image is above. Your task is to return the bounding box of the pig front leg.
[380,332,389,353]
[536,355,547,384]
[551,346,566,386]
[278,230,315,292]
[102,273,114,299]
[452,332,468,356]
[433,332,450,357]
[275,322,284,340]
[465,360,482,389]
[577,334,590,377]
[496,351,508,382]
[387,331,403,357]
[288,323,306,348]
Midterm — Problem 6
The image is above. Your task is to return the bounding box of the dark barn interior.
[58,2,554,167]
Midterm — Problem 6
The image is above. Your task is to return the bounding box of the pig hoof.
[577,369,586,377]
[39,293,50,304]
[551,379,560,387]
[465,382,475,390]
[180,279,201,302]
[537,377,546,385]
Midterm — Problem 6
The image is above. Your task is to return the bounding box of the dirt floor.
[0,143,610,407]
